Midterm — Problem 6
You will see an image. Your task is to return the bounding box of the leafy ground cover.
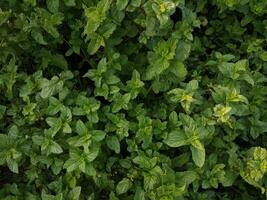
[0,0,267,199]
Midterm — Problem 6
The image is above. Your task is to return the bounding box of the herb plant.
[0,0,267,199]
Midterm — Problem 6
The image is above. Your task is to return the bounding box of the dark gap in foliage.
[141,93,165,111]
[65,53,83,71]
[205,48,213,54]
[203,4,218,19]
[170,7,182,23]
[21,56,37,74]
[192,26,206,40]
[37,0,47,7]
[0,166,14,186]
[68,53,94,91]
[198,54,208,61]
[262,43,267,52]
[194,181,264,199]
[233,40,242,49]
[97,46,105,56]
[234,137,253,148]
[159,148,181,159]
[252,134,266,147]
[120,139,130,158]
[246,23,254,35]
[201,89,212,102]
[95,96,110,106]
[80,175,97,196]
[99,189,110,200]
[109,164,127,183]
[231,181,265,199]
[235,11,244,22]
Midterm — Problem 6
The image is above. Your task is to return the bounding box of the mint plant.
[0,0,266,199]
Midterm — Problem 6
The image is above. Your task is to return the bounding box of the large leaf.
[164,130,188,147]
[190,140,205,167]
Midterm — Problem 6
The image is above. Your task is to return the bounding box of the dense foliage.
[0,0,267,199]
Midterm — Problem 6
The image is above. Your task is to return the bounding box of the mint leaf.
[47,0,59,13]
[116,178,132,194]
[106,136,120,153]
[164,131,188,147]
[190,140,205,167]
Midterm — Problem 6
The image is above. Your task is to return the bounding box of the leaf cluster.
[0,0,267,199]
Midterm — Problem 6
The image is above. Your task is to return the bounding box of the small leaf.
[64,158,80,172]
[134,186,145,200]
[116,178,132,195]
[259,51,267,61]
[106,136,120,153]
[40,77,63,99]
[92,130,106,141]
[144,173,158,190]
[64,0,75,6]
[50,141,63,154]
[76,120,88,135]
[116,0,129,10]
[176,41,191,61]
[31,30,47,45]
[69,187,81,200]
[7,160,19,173]
[87,34,104,55]
[190,140,205,167]
[131,0,141,7]
[0,105,6,119]
[47,0,59,13]
[164,131,188,147]
[109,192,119,200]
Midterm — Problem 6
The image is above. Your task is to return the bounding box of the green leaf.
[0,10,10,26]
[85,144,100,162]
[106,136,120,153]
[133,155,157,170]
[32,135,44,146]
[46,97,62,115]
[145,58,169,80]
[112,93,131,113]
[40,77,63,99]
[76,120,88,135]
[109,192,119,200]
[131,0,141,7]
[170,61,187,80]
[7,160,19,173]
[64,158,79,172]
[116,178,132,195]
[176,41,191,61]
[259,51,267,61]
[164,131,188,147]
[31,30,47,45]
[144,173,158,191]
[64,0,75,6]
[84,0,112,36]
[134,186,145,200]
[51,54,68,70]
[116,0,129,10]
[69,187,81,200]
[186,80,198,91]
[49,141,63,154]
[176,171,198,185]
[87,33,104,55]
[0,105,6,119]
[234,59,248,72]
[47,0,59,13]
[92,130,106,141]
[40,11,63,38]
[190,140,205,167]
[46,118,62,134]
